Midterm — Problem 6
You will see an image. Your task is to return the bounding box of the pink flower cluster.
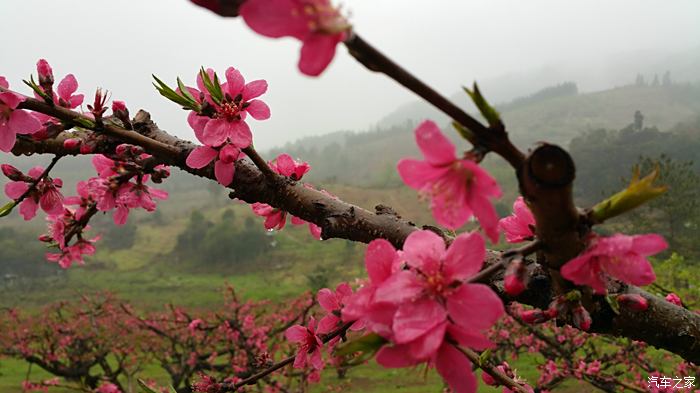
[42,216,99,269]
[185,67,270,186]
[3,164,64,220]
[398,121,502,242]
[251,154,322,239]
[341,230,504,393]
[86,149,169,226]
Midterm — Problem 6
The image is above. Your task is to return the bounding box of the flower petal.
[5,182,28,199]
[393,299,446,344]
[376,344,420,368]
[374,271,423,305]
[447,324,494,351]
[414,120,456,166]
[57,74,78,101]
[365,238,399,284]
[243,80,268,100]
[402,230,445,274]
[227,121,252,149]
[201,118,229,146]
[602,255,656,288]
[0,127,17,153]
[435,343,477,393]
[185,146,218,169]
[19,198,38,220]
[8,110,42,135]
[298,34,339,77]
[214,160,235,186]
[446,283,504,331]
[246,99,271,120]
[285,325,307,342]
[631,234,668,256]
[397,158,449,190]
[443,232,485,281]
[317,288,339,312]
[408,321,447,360]
[240,0,308,39]
[561,253,607,294]
[225,67,245,96]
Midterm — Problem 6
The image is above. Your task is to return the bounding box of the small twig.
[12,155,62,204]
[221,321,354,391]
[469,240,541,284]
[344,33,524,169]
[241,146,277,180]
[454,345,531,393]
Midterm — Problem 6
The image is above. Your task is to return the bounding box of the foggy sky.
[1,0,699,149]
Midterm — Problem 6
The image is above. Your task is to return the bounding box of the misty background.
[1,0,699,149]
[1,3,700,391]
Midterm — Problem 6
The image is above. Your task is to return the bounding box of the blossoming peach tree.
[1,1,699,392]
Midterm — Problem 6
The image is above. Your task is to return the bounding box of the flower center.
[298,1,349,34]
[219,102,240,122]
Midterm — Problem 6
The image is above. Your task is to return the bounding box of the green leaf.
[73,117,96,129]
[605,295,620,315]
[152,75,195,109]
[199,67,223,105]
[452,121,477,144]
[591,165,667,223]
[564,290,581,302]
[137,379,159,393]
[23,76,52,102]
[334,333,387,357]
[463,82,502,128]
[177,77,197,102]
[478,349,492,366]
[0,201,16,218]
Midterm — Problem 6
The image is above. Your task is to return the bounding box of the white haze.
[1,0,699,149]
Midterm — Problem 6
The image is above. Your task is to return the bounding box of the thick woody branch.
[519,144,584,268]
[11,100,700,364]
[495,261,700,364]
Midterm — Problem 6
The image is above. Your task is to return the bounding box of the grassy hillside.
[271,83,700,187]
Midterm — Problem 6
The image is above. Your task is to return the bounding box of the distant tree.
[101,219,137,250]
[662,70,672,87]
[174,210,212,260]
[633,110,644,131]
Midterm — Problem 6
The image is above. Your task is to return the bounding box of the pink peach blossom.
[665,293,682,306]
[347,230,504,393]
[186,67,269,148]
[560,233,667,294]
[240,0,349,76]
[4,166,64,220]
[316,283,363,337]
[397,120,502,242]
[498,196,535,243]
[285,317,324,370]
[186,144,241,186]
[0,77,42,152]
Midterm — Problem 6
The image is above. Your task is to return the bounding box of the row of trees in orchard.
[1,0,699,392]
[1,288,696,393]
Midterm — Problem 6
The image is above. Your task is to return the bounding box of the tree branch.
[10,99,700,364]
